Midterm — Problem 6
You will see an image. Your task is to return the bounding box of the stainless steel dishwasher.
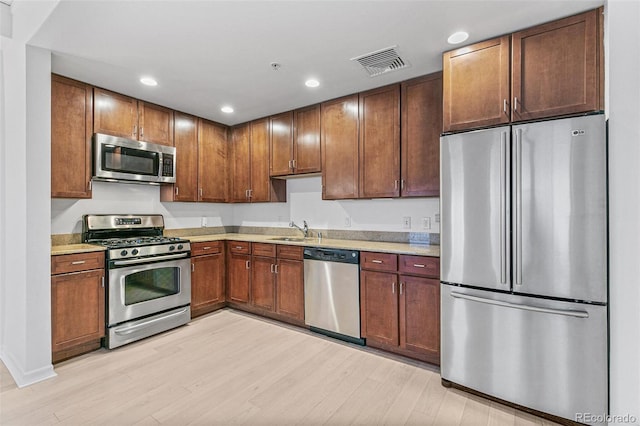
[303,247,363,345]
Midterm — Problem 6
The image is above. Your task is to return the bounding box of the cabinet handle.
[175,186,179,195]
[371,259,383,264]
[503,99,507,113]
[88,180,92,191]
[199,188,203,197]
[140,126,144,138]
[292,160,296,169]
[203,246,212,250]
[133,125,137,137]
[275,264,279,274]
[401,179,405,190]
[248,189,253,198]
[235,246,243,250]
[513,97,518,112]
[71,260,86,265]
[392,282,396,294]
[400,282,403,295]
[101,276,105,288]
[270,264,275,273]
[394,180,399,190]
[413,264,426,268]
[288,160,293,169]
[191,263,195,272]
[246,260,250,269]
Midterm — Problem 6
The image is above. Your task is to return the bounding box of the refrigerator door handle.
[500,131,507,284]
[514,128,523,285]
[450,291,589,318]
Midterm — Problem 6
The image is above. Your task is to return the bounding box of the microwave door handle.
[112,252,189,266]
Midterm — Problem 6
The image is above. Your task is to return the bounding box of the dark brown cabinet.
[275,245,304,322]
[359,84,400,198]
[161,112,199,202]
[230,120,286,203]
[321,95,359,200]
[198,119,228,202]
[251,253,276,311]
[400,73,442,197]
[360,251,440,364]
[227,241,252,305]
[270,106,322,177]
[190,241,225,318]
[443,8,603,132]
[93,88,174,146]
[51,251,105,363]
[51,75,93,199]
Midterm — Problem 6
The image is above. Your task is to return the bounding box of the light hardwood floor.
[0,309,559,425]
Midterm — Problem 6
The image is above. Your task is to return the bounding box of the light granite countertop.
[51,234,439,257]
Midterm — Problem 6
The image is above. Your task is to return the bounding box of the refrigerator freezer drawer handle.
[450,292,589,318]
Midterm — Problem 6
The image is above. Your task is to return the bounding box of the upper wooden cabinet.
[443,8,603,132]
[443,36,511,132]
[400,73,442,197]
[161,112,198,202]
[93,88,174,146]
[321,94,359,200]
[511,9,602,121]
[270,105,322,177]
[51,75,93,199]
[230,120,286,203]
[199,119,228,202]
[359,84,400,198]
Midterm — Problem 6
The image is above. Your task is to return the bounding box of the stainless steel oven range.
[83,214,191,349]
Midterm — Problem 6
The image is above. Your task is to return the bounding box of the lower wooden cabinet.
[191,241,225,318]
[251,254,276,311]
[275,246,304,322]
[227,252,251,305]
[360,252,440,364]
[51,252,105,363]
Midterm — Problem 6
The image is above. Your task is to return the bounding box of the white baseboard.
[0,348,56,388]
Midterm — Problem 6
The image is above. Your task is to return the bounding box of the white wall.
[606,0,640,424]
[234,176,440,233]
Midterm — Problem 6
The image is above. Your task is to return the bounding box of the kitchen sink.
[268,237,307,242]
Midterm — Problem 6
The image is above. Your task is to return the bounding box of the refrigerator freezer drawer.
[441,284,608,425]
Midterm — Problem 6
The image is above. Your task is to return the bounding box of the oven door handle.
[113,308,189,336]
[112,252,189,266]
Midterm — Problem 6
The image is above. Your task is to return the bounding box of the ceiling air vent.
[351,46,410,77]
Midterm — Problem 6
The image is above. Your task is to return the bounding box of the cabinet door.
[161,112,198,202]
[199,119,228,202]
[270,111,294,177]
[321,95,359,200]
[51,75,93,199]
[293,104,321,174]
[399,275,440,361]
[251,256,275,311]
[227,252,251,304]
[359,84,400,198]
[138,101,174,146]
[191,253,225,317]
[93,88,138,139]
[401,73,442,197]
[360,270,398,348]
[230,123,251,202]
[443,35,511,132]
[51,269,105,352]
[276,259,304,321]
[512,9,600,121]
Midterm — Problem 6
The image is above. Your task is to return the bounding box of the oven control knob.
[177,244,184,250]
[120,250,128,257]
[132,249,139,256]
[169,245,175,251]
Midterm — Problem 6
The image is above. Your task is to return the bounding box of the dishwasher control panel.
[303,248,359,264]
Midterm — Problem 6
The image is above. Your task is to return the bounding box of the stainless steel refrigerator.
[440,114,608,424]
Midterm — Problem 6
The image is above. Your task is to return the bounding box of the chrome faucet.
[290,220,309,238]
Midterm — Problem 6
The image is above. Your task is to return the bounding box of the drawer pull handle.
[413,264,426,268]
[371,260,383,264]
[235,246,243,250]
[203,246,212,250]
[71,261,86,265]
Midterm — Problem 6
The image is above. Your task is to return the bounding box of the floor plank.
[0,309,559,425]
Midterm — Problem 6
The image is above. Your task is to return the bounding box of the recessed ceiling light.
[305,79,320,88]
[140,77,158,86]
[447,31,469,45]
[221,106,234,113]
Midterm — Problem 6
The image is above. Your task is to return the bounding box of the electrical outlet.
[402,216,411,229]
[435,213,440,223]
[344,217,351,227]
[201,217,207,227]
[422,217,431,230]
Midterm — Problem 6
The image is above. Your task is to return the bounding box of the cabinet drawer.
[253,243,276,258]
[228,241,251,254]
[399,255,440,278]
[52,252,105,275]
[277,245,303,260]
[361,252,398,272]
[191,241,223,257]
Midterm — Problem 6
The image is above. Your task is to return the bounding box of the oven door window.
[124,267,180,305]
[102,145,159,176]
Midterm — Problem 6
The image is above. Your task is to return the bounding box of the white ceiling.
[30,0,603,126]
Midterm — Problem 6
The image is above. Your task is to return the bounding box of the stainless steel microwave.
[93,133,176,184]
